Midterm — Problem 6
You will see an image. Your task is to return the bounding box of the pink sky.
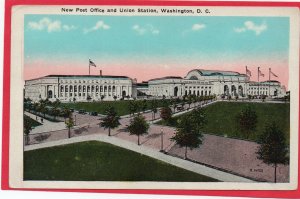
[24,58,289,89]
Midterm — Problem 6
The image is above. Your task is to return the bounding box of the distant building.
[24,75,137,102]
[136,81,149,96]
[148,69,286,98]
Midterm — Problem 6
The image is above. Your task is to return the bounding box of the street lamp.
[160,127,164,153]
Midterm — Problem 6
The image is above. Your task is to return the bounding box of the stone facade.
[148,69,286,98]
[24,75,137,102]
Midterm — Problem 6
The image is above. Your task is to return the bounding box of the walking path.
[24,133,253,182]
[24,111,66,134]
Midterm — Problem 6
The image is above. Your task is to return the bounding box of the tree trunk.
[68,128,71,138]
[184,146,187,159]
[274,163,277,183]
[138,135,140,145]
[108,128,111,136]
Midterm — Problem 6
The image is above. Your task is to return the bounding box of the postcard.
[2,0,300,197]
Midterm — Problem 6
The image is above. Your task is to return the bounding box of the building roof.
[261,80,280,83]
[148,76,182,81]
[45,75,130,79]
[26,74,131,81]
[188,69,247,77]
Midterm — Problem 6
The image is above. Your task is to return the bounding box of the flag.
[270,70,278,78]
[246,67,252,77]
[89,59,97,67]
[258,69,264,77]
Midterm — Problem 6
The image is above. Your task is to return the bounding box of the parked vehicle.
[78,109,86,114]
[90,111,98,116]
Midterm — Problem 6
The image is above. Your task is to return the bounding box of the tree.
[51,107,60,119]
[65,114,74,138]
[160,106,172,122]
[187,95,193,109]
[256,122,289,183]
[62,107,71,122]
[113,95,117,101]
[128,100,138,117]
[150,100,158,121]
[171,114,204,159]
[236,105,257,139]
[101,95,105,101]
[100,106,121,136]
[190,108,207,132]
[127,114,149,145]
[24,115,33,145]
[141,99,147,113]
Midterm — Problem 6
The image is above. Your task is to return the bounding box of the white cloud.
[84,20,110,34]
[192,23,206,31]
[63,25,77,31]
[28,17,76,33]
[234,21,267,35]
[132,24,159,35]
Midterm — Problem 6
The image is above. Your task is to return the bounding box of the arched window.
[74,85,77,92]
[78,85,82,92]
[60,85,64,92]
[87,86,90,92]
[83,86,86,92]
[69,85,73,92]
[96,86,99,92]
[112,86,116,92]
[104,86,107,92]
[108,86,111,92]
[91,86,94,92]
[100,86,103,92]
[65,85,68,92]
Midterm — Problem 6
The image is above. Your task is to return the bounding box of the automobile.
[70,108,74,112]
[90,111,98,116]
[78,109,86,114]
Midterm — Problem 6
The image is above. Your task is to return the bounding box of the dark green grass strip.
[24,141,218,182]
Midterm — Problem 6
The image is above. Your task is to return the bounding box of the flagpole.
[269,68,271,96]
[89,59,90,76]
[258,67,259,97]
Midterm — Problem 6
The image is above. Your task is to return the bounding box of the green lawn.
[24,141,218,182]
[158,102,290,142]
[24,115,42,128]
[60,100,169,116]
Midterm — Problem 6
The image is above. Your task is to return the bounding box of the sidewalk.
[24,111,66,134]
[24,133,253,182]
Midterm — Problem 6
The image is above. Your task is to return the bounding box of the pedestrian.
[41,118,43,123]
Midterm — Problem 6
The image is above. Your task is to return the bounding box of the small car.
[78,109,86,114]
[90,111,98,116]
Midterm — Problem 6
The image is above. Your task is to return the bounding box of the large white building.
[24,75,137,102]
[147,69,286,98]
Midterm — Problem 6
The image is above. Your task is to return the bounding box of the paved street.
[24,99,289,182]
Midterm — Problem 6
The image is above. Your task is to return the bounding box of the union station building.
[24,69,286,102]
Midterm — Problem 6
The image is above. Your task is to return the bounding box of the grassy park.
[24,141,218,181]
[158,102,290,142]
[60,100,167,116]
[24,115,42,128]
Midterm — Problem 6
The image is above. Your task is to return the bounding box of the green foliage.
[127,114,149,145]
[171,113,204,159]
[158,102,290,142]
[65,114,74,138]
[256,122,289,183]
[100,106,121,136]
[236,105,258,139]
[24,141,218,181]
[24,115,34,145]
[160,107,172,122]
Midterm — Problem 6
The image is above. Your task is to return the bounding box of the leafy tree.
[160,107,172,122]
[24,115,33,145]
[128,100,138,117]
[101,95,105,101]
[150,100,158,121]
[65,114,74,138]
[51,107,60,119]
[190,108,207,132]
[113,95,117,101]
[171,114,204,159]
[256,122,289,183]
[100,106,121,136]
[187,95,193,109]
[236,105,258,139]
[127,114,149,145]
[61,107,71,122]
[141,99,147,113]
